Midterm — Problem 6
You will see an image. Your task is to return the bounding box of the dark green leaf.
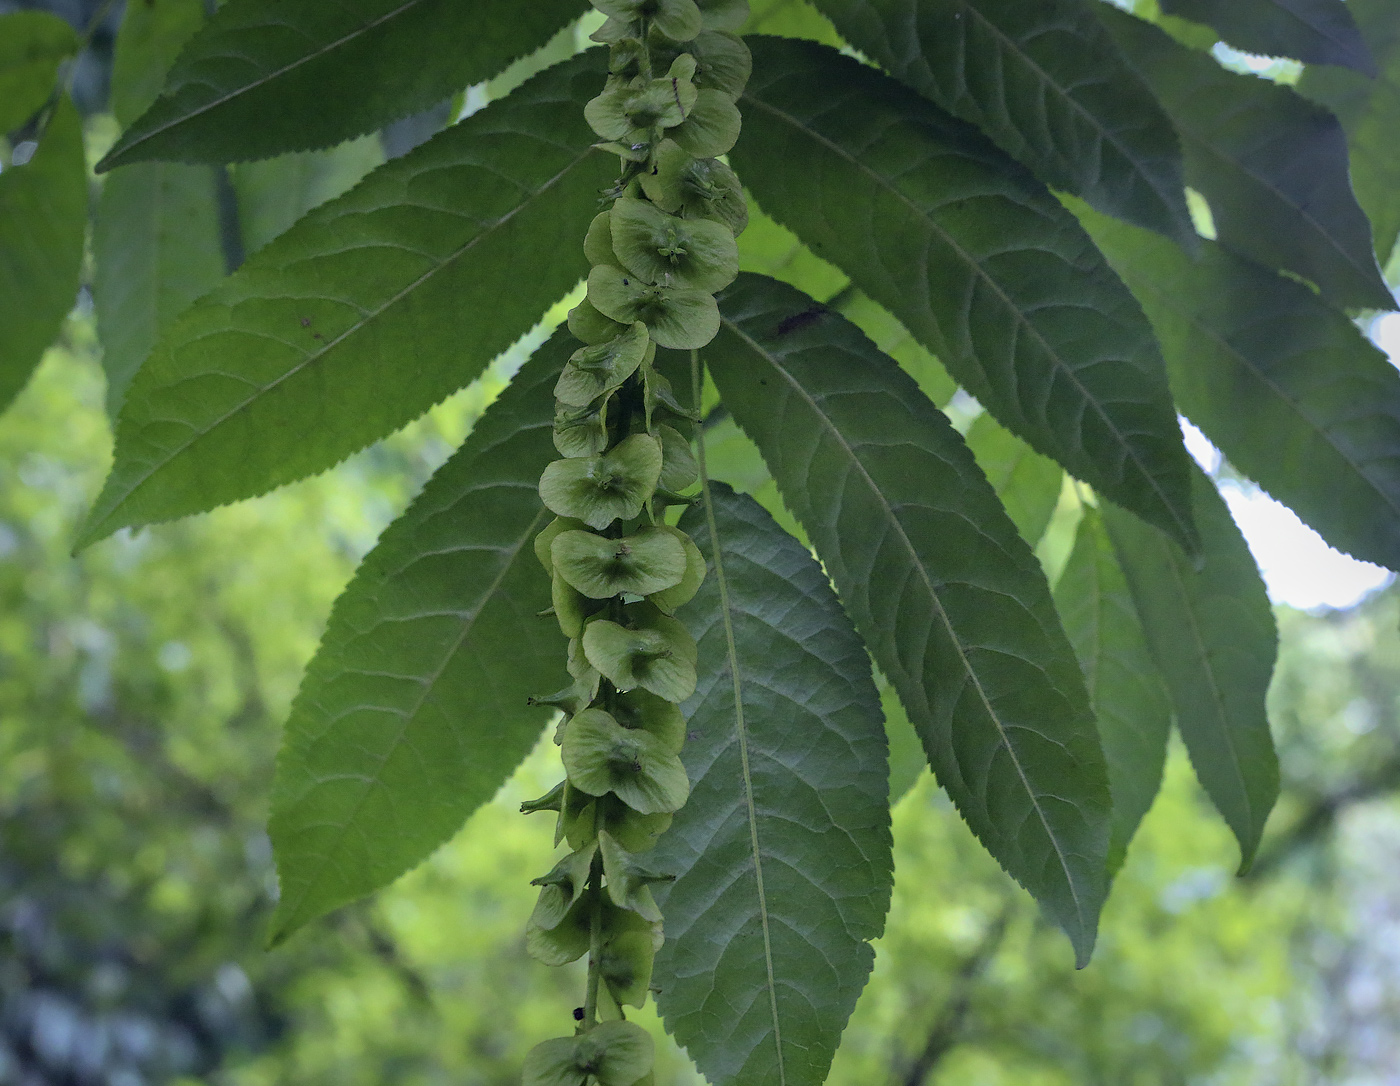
[703,273,1111,965]
[1103,468,1279,872]
[1299,0,1400,265]
[268,340,569,943]
[809,0,1194,244]
[95,0,225,415]
[1159,0,1375,74]
[234,137,383,255]
[1078,200,1400,571]
[653,484,892,1084]
[98,0,589,170]
[1099,5,1393,312]
[0,12,77,133]
[1054,507,1171,874]
[965,413,1063,547]
[0,96,85,412]
[735,36,1199,551]
[77,53,613,548]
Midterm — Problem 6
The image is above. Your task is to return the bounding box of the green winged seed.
[657,423,699,491]
[561,708,691,814]
[552,526,689,599]
[568,296,629,345]
[526,891,592,965]
[647,526,706,613]
[551,570,595,638]
[641,140,748,234]
[588,265,721,350]
[554,399,611,458]
[598,830,670,921]
[609,197,739,292]
[580,613,697,702]
[613,688,687,753]
[535,516,589,574]
[584,210,624,268]
[556,321,650,407]
[538,433,664,529]
[668,87,741,157]
[595,0,702,43]
[601,928,657,1008]
[528,844,597,931]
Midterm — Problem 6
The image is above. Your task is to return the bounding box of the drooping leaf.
[702,273,1111,965]
[1054,507,1172,874]
[0,11,77,134]
[234,137,384,254]
[0,97,85,412]
[809,0,1195,245]
[94,0,225,415]
[735,36,1199,552]
[965,413,1063,548]
[1159,0,1376,74]
[1299,0,1400,265]
[1078,200,1400,572]
[97,0,589,169]
[652,483,893,1084]
[1099,4,1393,312]
[1102,468,1279,872]
[77,52,614,548]
[268,339,569,943]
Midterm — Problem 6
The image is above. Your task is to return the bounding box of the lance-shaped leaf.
[1099,5,1393,312]
[1054,507,1172,874]
[77,53,614,548]
[97,0,589,169]
[1299,0,1400,265]
[0,96,85,412]
[704,273,1111,965]
[1103,468,1279,872]
[965,413,1063,548]
[1159,0,1375,74]
[652,484,893,1085]
[809,0,1194,245]
[267,340,569,943]
[0,12,77,133]
[95,0,226,415]
[735,36,1199,552]
[1079,201,1400,572]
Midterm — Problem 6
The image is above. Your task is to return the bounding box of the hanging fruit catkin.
[520,1,749,1080]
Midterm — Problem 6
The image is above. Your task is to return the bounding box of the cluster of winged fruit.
[519,0,750,1082]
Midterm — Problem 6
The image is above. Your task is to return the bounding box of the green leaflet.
[1103,468,1279,873]
[0,12,77,134]
[1078,201,1400,571]
[965,413,1063,548]
[652,484,893,1085]
[735,36,1199,553]
[0,97,85,413]
[706,273,1111,965]
[1299,0,1400,266]
[1054,507,1172,875]
[95,0,225,415]
[234,137,384,254]
[97,0,589,169]
[77,52,614,548]
[810,0,1195,245]
[1099,5,1393,312]
[267,339,570,943]
[1159,0,1376,74]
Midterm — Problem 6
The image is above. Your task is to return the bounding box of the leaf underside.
[268,338,570,942]
[701,272,1111,965]
[1100,5,1393,312]
[734,35,1199,553]
[810,0,1195,245]
[653,483,893,1086]
[1103,468,1279,872]
[1055,507,1172,874]
[78,50,613,548]
[98,0,590,169]
[1160,0,1376,74]
[1079,201,1400,572]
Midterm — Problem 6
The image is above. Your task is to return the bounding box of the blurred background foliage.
[3,0,1400,1084]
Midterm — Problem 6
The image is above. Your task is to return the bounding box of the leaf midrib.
[740,87,1194,547]
[721,316,1089,932]
[276,500,551,935]
[1130,270,1400,523]
[90,143,599,539]
[110,0,429,160]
